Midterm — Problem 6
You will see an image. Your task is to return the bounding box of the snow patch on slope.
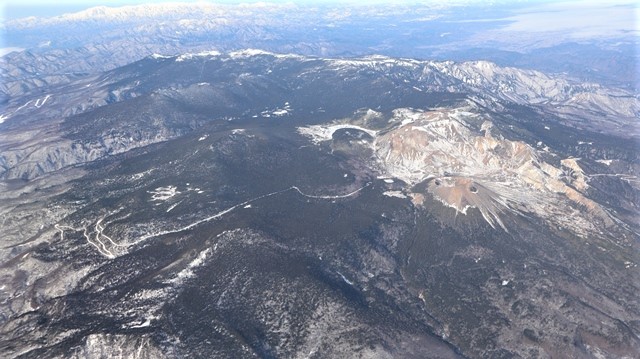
[148,186,180,201]
[297,124,377,144]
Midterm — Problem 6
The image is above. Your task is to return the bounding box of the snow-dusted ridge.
[5,2,297,28]
[228,49,307,60]
[328,54,423,70]
[149,49,308,63]
[148,50,638,125]
[165,48,633,109]
[175,50,222,62]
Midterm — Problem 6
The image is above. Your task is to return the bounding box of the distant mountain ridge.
[2,1,636,98]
